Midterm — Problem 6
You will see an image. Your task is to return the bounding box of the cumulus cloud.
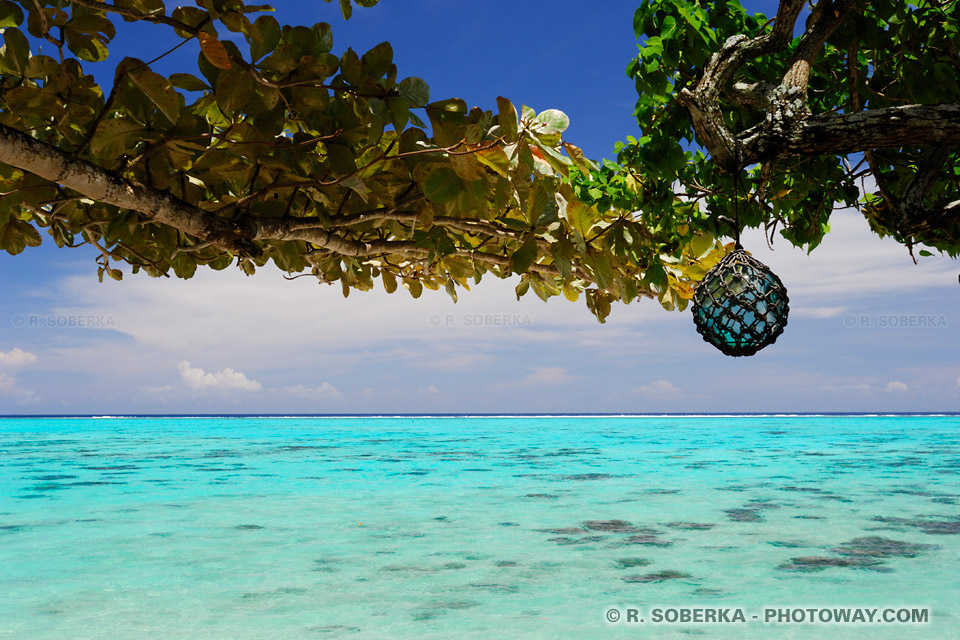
[0,348,37,367]
[635,379,683,396]
[283,382,344,400]
[884,381,908,393]
[0,372,38,404]
[177,360,262,392]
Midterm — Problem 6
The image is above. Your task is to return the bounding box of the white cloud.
[884,380,908,393]
[418,351,496,371]
[820,383,873,393]
[0,372,38,404]
[739,211,956,300]
[38,208,957,384]
[956,374,960,389]
[177,360,262,392]
[792,306,847,319]
[141,385,174,395]
[283,383,344,400]
[634,379,682,396]
[11,202,956,414]
[510,367,578,388]
[417,384,441,395]
[0,348,37,367]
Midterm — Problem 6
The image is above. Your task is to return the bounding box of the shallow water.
[1,416,958,639]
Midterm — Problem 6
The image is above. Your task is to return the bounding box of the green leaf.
[130,66,181,124]
[381,269,397,293]
[526,182,548,226]
[360,41,392,78]
[90,118,147,159]
[215,70,254,116]
[386,96,409,131]
[340,47,361,84]
[444,277,458,302]
[511,236,538,274]
[404,277,423,298]
[661,15,678,39]
[169,73,210,91]
[562,142,595,175]
[14,220,40,247]
[115,0,165,19]
[475,146,511,178]
[584,251,614,289]
[65,13,116,40]
[496,96,518,143]
[565,199,600,237]
[312,22,334,54]
[250,15,281,60]
[0,221,25,255]
[423,167,461,204]
[0,1,23,28]
[532,108,569,135]
[1,27,29,74]
[65,32,109,61]
[398,77,430,107]
[341,175,370,201]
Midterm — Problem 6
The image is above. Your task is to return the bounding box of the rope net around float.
[691,249,790,357]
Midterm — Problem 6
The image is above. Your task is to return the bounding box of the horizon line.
[1,412,958,419]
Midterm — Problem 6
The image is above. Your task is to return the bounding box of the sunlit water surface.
[1,416,958,639]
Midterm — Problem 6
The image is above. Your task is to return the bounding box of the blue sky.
[0,1,958,415]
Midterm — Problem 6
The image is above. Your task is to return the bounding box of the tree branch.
[0,122,599,275]
[756,104,960,160]
[679,0,857,170]
[726,81,778,107]
[781,0,856,92]
[0,122,423,259]
[677,0,807,169]
[0,122,256,254]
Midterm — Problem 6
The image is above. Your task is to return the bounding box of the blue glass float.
[691,249,789,357]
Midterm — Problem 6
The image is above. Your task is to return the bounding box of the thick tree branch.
[753,104,960,160]
[0,123,417,259]
[0,123,256,255]
[781,0,855,92]
[678,0,806,168]
[727,81,777,108]
[680,0,856,170]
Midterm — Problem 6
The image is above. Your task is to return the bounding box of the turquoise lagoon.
[1,415,959,639]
